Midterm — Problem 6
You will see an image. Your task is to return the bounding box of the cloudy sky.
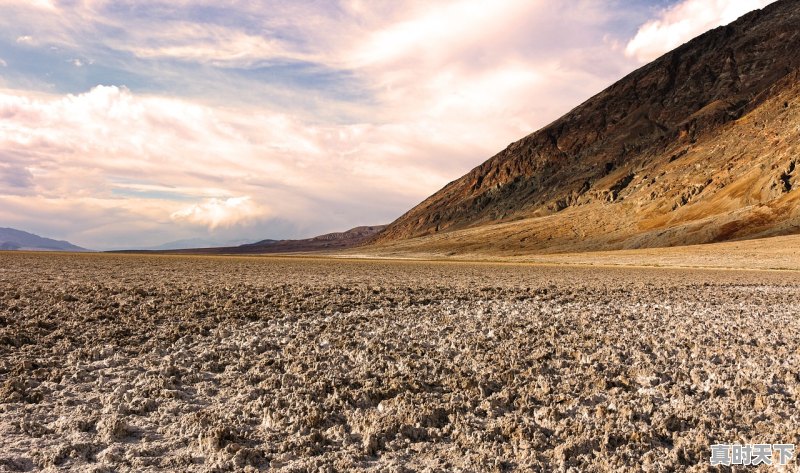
[0,0,775,249]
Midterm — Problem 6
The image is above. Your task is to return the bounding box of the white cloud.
[25,0,56,10]
[0,58,6,67]
[171,196,266,229]
[0,85,479,247]
[347,0,536,68]
[121,23,311,67]
[0,1,330,68]
[625,0,776,62]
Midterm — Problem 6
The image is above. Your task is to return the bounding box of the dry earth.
[1,252,799,472]
[349,233,800,272]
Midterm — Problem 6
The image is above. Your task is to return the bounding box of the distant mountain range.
[0,226,387,255]
[372,0,800,255]
[118,225,387,255]
[129,237,257,251]
[0,227,89,252]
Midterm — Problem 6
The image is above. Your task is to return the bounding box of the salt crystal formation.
[0,253,798,471]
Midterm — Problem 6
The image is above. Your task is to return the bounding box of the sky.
[0,0,777,249]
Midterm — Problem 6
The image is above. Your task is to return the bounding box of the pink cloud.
[0,85,482,247]
[171,196,267,229]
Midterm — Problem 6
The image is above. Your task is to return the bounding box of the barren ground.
[1,252,799,472]
[356,231,800,272]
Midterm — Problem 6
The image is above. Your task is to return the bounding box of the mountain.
[373,0,800,255]
[0,228,89,252]
[121,225,387,255]
[231,225,387,254]
[131,237,257,251]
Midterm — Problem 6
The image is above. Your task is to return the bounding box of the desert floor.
[1,252,799,472]
[350,233,800,272]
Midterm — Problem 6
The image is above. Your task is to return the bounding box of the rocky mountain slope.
[0,228,88,252]
[230,225,387,254]
[373,0,800,254]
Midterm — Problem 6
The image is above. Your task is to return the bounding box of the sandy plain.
[1,251,799,472]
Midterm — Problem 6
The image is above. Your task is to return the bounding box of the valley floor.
[1,252,799,471]
[351,233,800,272]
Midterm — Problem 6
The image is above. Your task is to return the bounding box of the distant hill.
[0,227,89,252]
[130,237,257,251]
[120,225,387,255]
[372,0,800,255]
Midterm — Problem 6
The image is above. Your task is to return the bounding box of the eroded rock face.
[375,0,800,251]
[1,253,800,471]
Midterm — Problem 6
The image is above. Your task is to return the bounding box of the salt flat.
[1,252,799,471]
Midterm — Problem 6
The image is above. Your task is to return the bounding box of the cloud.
[1,1,331,69]
[122,24,309,68]
[171,196,266,229]
[0,161,34,194]
[0,85,478,248]
[0,58,6,67]
[346,0,536,68]
[23,0,55,10]
[625,0,777,62]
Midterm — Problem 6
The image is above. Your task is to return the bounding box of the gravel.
[1,253,799,472]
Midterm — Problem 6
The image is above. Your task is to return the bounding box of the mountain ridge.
[128,237,258,251]
[372,0,800,254]
[0,227,89,252]
[116,225,387,255]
